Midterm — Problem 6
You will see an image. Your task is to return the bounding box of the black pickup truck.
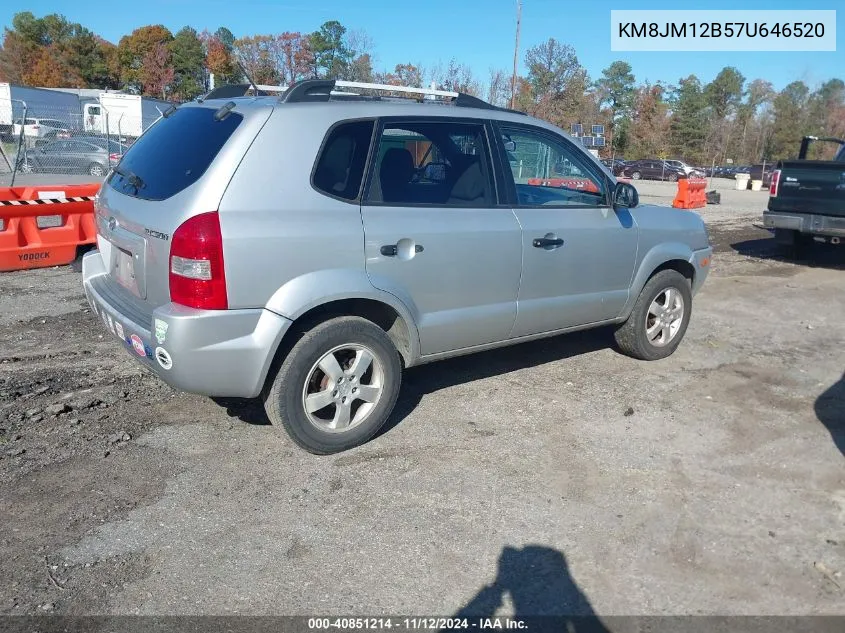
[763,136,845,256]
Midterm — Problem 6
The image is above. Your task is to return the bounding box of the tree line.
[1,11,843,163]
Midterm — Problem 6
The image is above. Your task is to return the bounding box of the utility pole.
[510,0,522,109]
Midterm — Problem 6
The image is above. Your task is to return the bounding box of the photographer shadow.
[450,545,610,633]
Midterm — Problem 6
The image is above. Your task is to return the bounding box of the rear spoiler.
[798,135,845,160]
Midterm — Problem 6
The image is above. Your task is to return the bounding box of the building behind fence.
[1,83,172,178]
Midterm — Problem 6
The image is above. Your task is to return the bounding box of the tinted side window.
[313,120,374,201]
[500,125,606,207]
[107,106,242,201]
[365,120,493,207]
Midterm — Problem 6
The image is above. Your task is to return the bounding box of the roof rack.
[209,79,525,114]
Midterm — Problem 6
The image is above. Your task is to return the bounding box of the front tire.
[263,316,402,454]
[88,162,105,177]
[614,270,692,361]
[631,171,641,180]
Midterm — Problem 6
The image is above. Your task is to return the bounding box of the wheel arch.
[620,243,696,320]
[259,271,422,395]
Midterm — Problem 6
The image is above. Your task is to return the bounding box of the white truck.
[83,93,172,139]
[0,83,83,140]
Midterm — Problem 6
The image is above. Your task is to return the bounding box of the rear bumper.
[82,250,292,398]
[763,211,845,237]
[689,246,712,296]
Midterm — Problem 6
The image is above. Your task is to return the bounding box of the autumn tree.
[202,28,238,86]
[628,83,670,159]
[118,25,173,93]
[0,12,118,88]
[275,32,312,84]
[233,35,278,85]
[0,30,37,83]
[377,63,423,87]
[140,42,174,99]
[24,45,83,87]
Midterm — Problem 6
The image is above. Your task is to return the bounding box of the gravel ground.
[1,180,843,618]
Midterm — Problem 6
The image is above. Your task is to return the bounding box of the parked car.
[81,78,712,454]
[19,138,123,177]
[601,158,626,171]
[617,159,687,181]
[12,117,71,139]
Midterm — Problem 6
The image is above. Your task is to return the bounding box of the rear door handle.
[533,237,564,248]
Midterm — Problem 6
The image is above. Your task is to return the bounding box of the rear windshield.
[107,106,243,201]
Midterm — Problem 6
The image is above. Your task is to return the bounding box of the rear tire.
[631,172,641,180]
[263,316,402,454]
[614,270,692,361]
[668,173,678,182]
[88,162,105,177]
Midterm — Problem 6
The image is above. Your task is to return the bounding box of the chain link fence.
[1,99,164,187]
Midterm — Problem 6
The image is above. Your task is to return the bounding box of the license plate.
[113,248,139,295]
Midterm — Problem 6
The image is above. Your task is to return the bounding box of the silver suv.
[82,79,712,454]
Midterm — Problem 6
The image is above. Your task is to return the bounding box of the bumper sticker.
[155,347,173,370]
[130,334,146,357]
[154,319,168,344]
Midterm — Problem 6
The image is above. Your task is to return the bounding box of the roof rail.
[205,79,526,115]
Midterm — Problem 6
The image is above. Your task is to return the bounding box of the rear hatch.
[93,100,272,317]
[769,160,845,218]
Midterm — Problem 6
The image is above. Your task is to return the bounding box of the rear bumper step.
[763,211,845,237]
[82,250,293,398]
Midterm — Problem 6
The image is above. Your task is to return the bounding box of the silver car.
[82,79,712,454]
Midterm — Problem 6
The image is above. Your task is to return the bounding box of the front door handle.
[533,237,564,248]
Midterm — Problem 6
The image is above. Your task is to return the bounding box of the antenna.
[510,0,522,109]
[236,60,259,96]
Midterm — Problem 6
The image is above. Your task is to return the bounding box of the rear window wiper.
[113,165,145,191]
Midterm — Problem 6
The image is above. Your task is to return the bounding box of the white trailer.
[83,93,172,139]
[0,83,83,138]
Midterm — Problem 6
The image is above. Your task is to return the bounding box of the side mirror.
[613,181,639,208]
[503,140,516,152]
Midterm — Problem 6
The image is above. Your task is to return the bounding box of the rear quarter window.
[107,106,243,201]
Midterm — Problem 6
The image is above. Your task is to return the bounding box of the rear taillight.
[109,153,120,161]
[169,212,228,310]
[769,169,781,197]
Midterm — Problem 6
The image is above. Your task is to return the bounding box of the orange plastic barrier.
[672,177,707,209]
[0,183,99,272]
[527,177,601,194]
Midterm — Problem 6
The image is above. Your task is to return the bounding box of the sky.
[2,0,842,91]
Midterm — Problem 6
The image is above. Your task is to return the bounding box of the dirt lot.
[1,179,843,617]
